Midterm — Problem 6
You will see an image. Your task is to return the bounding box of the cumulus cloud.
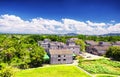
[0,14,120,35]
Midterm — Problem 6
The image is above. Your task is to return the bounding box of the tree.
[75,39,86,52]
[1,47,16,64]
[29,45,45,67]
[106,46,120,61]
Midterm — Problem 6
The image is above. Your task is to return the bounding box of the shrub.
[76,55,84,60]
[0,66,15,77]
[19,62,29,69]
[106,46,120,61]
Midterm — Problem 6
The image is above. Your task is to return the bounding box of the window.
[58,55,61,57]
[63,59,66,61]
[58,59,61,61]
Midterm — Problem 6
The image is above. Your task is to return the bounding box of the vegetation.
[95,74,118,77]
[0,34,45,69]
[15,65,91,77]
[0,64,15,77]
[0,34,120,77]
[79,59,120,76]
[106,46,120,61]
[75,39,86,51]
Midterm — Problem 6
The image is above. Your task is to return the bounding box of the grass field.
[79,59,120,76]
[15,65,91,77]
[95,74,119,77]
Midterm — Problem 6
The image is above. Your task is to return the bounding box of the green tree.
[29,45,45,67]
[106,46,120,61]
[75,39,86,52]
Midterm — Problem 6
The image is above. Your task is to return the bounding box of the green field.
[95,74,119,77]
[79,59,120,76]
[15,65,91,77]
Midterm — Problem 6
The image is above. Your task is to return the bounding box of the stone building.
[48,49,73,64]
[38,38,80,55]
[38,38,80,64]
[85,41,111,56]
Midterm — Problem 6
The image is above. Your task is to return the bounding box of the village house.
[48,49,73,64]
[38,38,80,64]
[113,41,120,46]
[66,38,80,55]
[85,41,112,56]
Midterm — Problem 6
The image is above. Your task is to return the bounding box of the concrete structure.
[38,38,80,55]
[38,38,80,64]
[85,41,111,56]
[48,49,73,64]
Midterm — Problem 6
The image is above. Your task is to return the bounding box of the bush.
[76,55,84,60]
[106,46,120,61]
[19,63,29,69]
[0,66,15,77]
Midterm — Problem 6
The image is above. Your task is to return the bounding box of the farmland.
[79,59,120,77]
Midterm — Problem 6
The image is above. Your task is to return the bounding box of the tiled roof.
[114,41,120,45]
[49,49,72,55]
[85,40,98,46]
[93,46,109,51]
[99,42,112,46]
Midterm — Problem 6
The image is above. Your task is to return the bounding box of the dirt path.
[80,52,104,60]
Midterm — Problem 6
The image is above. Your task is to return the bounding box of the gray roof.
[43,39,51,43]
[114,41,120,45]
[99,42,112,46]
[66,45,80,48]
[85,40,98,46]
[69,38,78,41]
[49,49,72,55]
[93,46,109,51]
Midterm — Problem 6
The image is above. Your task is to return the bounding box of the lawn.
[95,74,118,77]
[79,59,120,76]
[15,65,91,77]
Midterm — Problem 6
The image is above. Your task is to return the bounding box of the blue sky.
[0,0,120,35]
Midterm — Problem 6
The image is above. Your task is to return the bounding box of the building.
[113,41,120,46]
[48,49,73,64]
[85,40,98,46]
[38,38,80,55]
[87,45,109,56]
[38,38,80,64]
[99,41,112,46]
[66,38,80,55]
[85,41,111,56]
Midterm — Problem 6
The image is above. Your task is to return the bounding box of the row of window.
[58,59,66,61]
[58,55,66,57]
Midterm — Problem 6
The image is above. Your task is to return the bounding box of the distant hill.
[65,33,78,36]
[103,33,120,36]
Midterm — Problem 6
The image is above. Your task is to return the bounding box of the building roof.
[85,40,98,46]
[93,46,109,51]
[66,45,80,48]
[99,42,112,46]
[49,49,72,55]
[114,41,120,45]
[69,38,78,41]
[43,39,51,43]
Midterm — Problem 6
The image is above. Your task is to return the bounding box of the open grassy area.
[79,59,120,76]
[95,74,118,77]
[15,65,91,77]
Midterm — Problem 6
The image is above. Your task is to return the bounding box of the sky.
[0,0,120,35]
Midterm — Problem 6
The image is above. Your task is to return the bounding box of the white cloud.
[86,20,106,26]
[0,14,120,35]
[110,20,115,23]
